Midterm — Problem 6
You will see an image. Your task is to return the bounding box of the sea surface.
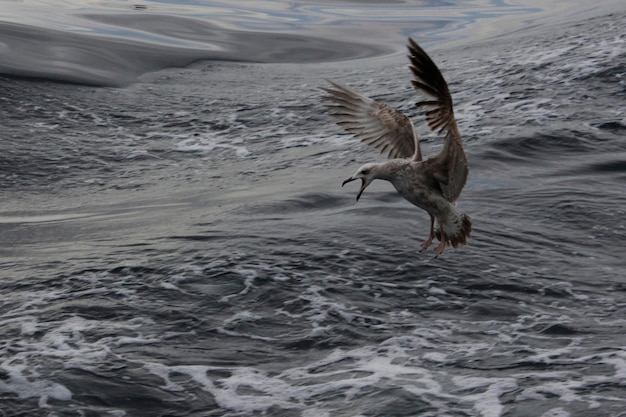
[1,1,626,416]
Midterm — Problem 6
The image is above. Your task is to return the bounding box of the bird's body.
[323,39,471,256]
[384,160,450,214]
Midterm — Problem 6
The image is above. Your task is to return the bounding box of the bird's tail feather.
[435,209,472,249]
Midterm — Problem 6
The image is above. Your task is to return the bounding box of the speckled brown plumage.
[323,38,471,256]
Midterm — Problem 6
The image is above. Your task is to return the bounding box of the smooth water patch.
[0,0,552,86]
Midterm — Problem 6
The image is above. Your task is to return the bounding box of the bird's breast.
[391,170,448,214]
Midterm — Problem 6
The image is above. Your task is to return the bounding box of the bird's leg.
[434,231,447,257]
[419,214,436,252]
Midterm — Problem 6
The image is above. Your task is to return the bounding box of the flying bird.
[321,38,471,256]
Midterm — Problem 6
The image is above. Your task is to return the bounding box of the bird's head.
[342,162,382,201]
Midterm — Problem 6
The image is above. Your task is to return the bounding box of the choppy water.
[1,1,626,416]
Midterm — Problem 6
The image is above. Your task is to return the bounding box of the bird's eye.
[361,169,370,175]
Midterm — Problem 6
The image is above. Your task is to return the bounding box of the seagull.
[321,38,471,256]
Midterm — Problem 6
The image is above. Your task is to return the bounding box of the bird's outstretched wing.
[321,80,422,161]
[408,38,468,202]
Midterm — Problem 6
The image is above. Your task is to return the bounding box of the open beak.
[342,177,366,201]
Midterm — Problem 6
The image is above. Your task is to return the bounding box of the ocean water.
[1,1,626,416]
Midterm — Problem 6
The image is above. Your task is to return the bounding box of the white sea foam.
[0,284,155,407]
[217,310,278,341]
[453,376,518,417]
[280,133,352,153]
[219,266,258,302]
[175,133,250,157]
[141,341,453,414]
[139,330,557,416]
[541,408,571,417]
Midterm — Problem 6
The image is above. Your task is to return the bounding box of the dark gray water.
[1,1,626,416]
